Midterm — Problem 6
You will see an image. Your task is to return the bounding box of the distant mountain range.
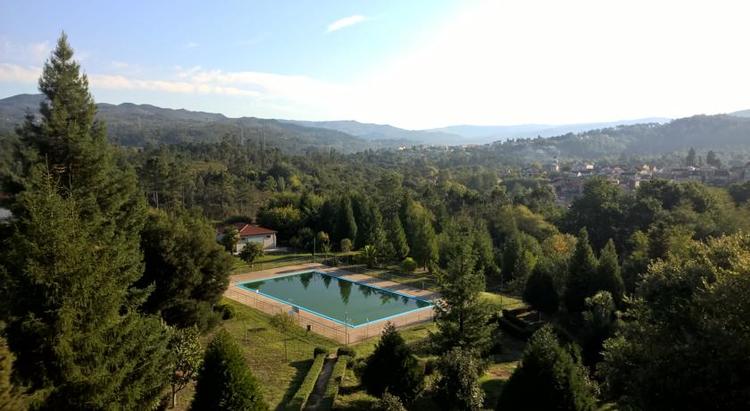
[428,119,672,142]
[2,94,750,158]
[281,118,673,145]
[0,94,398,154]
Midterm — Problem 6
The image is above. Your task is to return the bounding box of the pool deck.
[225,263,438,344]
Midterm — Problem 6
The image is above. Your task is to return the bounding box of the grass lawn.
[334,321,526,411]
[232,251,358,273]
[172,262,528,410]
[173,298,338,411]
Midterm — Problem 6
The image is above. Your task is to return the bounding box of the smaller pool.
[239,271,432,327]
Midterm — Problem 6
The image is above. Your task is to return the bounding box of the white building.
[221,223,277,252]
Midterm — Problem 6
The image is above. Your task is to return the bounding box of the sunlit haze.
[2,0,749,128]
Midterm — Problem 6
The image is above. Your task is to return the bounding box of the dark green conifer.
[1,33,171,409]
[385,214,410,260]
[191,330,267,411]
[497,326,597,411]
[361,323,424,404]
[595,239,625,304]
[138,208,233,331]
[523,258,560,313]
[565,229,599,313]
[433,241,493,353]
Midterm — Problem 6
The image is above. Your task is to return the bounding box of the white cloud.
[4,1,750,128]
[326,15,366,33]
[0,39,51,65]
[0,63,41,83]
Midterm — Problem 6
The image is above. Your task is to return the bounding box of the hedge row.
[320,355,350,410]
[286,353,327,411]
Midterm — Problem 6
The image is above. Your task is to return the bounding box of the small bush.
[377,392,407,411]
[337,346,356,358]
[401,257,417,273]
[313,346,329,357]
[216,304,235,320]
[239,242,264,264]
[340,238,352,252]
[270,312,296,332]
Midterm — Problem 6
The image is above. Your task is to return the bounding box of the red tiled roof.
[233,223,276,237]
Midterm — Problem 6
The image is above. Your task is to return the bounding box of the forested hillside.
[0,94,400,154]
[5,93,750,160]
[2,34,750,411]
[280,119,456,144]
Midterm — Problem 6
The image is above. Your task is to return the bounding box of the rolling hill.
[0,94,398,154]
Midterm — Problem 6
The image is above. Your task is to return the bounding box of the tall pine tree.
[1,34,171,409]
[2,170,171,409]
[433,240,493,353]
[594,239,624,305]
[565,229,599,313]
[402,199,438,269]
[335,196,357,246]
[385,214,409,261]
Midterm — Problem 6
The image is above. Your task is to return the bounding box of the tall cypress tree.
[565,229,599,313]
[1,34,171,408]
[523,258,560,313]
[335,196,357,245]
[403,200,438,269]
[385,214,410,261]
[594,239,624,305]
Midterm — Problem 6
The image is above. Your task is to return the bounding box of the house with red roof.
[222,223,277,253]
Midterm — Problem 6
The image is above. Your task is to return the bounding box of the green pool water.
[239,271,432,327]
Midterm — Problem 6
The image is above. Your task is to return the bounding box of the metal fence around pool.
[224,286,435,345]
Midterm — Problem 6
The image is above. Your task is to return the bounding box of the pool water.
[239,271,433,327]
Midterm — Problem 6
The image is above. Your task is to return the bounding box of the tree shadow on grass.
[276,358,313,411]
[482,378,506,410]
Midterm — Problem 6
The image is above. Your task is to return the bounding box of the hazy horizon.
[2,0,750,129]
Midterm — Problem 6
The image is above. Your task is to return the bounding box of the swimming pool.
[239,271,433,328]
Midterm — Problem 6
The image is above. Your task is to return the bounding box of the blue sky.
[2,0,750,128]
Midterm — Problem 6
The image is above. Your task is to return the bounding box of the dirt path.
[303,355,337,411]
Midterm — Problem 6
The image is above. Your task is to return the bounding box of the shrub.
[435,348,485,411]
[401,257,417,273]
[337,346,356,358]
[340,238,352,252]
[216,304,235,320]
[497,325,597,411]
[239,242,264,264]
[286,354,326,411]
[270,313,296,332]
[361,323,424,404]
[313,347,329,357]
[377,392,407,411]
[191,330,268,411]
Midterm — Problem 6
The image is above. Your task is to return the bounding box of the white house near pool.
[224,223,277,252]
